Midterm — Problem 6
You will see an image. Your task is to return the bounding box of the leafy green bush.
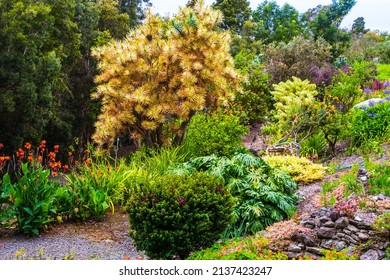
[372,211,390,239]
[376,64,390,81]
[349,101,390,148]
[169,153,298,237]
[126,172,234,260]
[3,163,59,235]
[62,167,114,221]
[182,112,249,158]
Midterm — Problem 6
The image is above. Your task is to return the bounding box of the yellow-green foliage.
[263,155,326,184]
[91,1,240,147]
[271,77,317,123]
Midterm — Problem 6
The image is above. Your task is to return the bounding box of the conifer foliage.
[92,1,240,148]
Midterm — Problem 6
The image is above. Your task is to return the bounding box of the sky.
[149,0,390,32]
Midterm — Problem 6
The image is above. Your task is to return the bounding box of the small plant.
[335,200,359,218]
[126,172,234,259]
[321,248,359,260]
[188,235,288,260]
[300,133,327,158]
[372,211,390,239]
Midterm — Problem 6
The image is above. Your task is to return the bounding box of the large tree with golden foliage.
[92,1,240,148]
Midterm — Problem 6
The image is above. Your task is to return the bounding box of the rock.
[360,176,367,182]
[378,194,386,200]
[354,216,363,222]
[335,217,349,229]
[336,233,359,245]
[357,232,369,241]
[347,224,358,233]
[351,234,360,242]
[317,227,337,239]
[319,216,329,223]
[342,229,351,234]
[287,244,302,253]
[285,251,302,259]
[301,219,315,229]
[321,239,347,251]
[323,221,335,228]
[306,247,324,256]
[372,196,379,201]
[329,211,340,222]
[335,241,347,251]
[360,249,380,260]
[291,233,317,247]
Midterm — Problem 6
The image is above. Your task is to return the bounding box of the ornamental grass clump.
[126,172,234,259]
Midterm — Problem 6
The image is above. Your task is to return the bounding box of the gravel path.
[0,209,145,260]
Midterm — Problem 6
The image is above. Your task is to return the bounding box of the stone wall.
[283,208,389,260]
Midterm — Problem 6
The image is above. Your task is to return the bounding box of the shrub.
[169,153,298,237]
[376,64,390,81]
[182,112,249,158]
[264,35,333,85]
[126,172,234,259]
[262,155,326,184]
[3,163,59,235]
[271,77,317,124]
[372,211,390,239]
[349,101,390,148]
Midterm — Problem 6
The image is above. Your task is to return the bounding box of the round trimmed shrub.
[126,172,234,259]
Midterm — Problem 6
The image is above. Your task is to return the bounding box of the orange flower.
[52,172,58,177]
[68,151,73,157]
[85,158,91,165]
[54,145,59,153]
[8,196,13,203]
[28,153,33,162]
[48,152,56,160]
[24,142,31,150]
[39,140,46,153]
[123,256,131,260]
[84,149,89,154]
[63,164,69,170]
[38,156,43,163]
[16,148,25,159]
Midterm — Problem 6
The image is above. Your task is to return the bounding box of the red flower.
[24,142,31,150]
[0,143,3,149]
[54,145,59,153]
[68,151,73,157]
[27,153,33,162]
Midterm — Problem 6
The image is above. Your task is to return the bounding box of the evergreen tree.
[92,2,241,148]
[212,0,251,34]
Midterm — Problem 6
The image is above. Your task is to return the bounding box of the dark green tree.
[303,0,357,58]
[252,0,304,45]
[0,0,63,151]
[351,17,367,37]
[118,0,151,28]
[212,0,251,34]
